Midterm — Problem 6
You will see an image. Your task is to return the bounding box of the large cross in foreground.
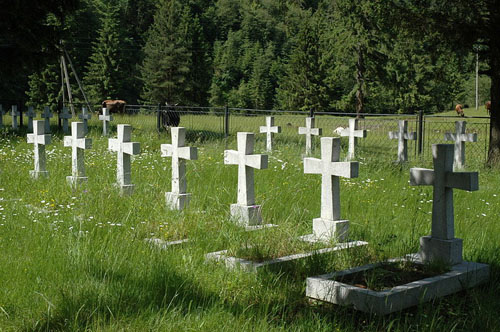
[224,132,268,226]
[388,120,416,162]
[27,120,51,178]
[108,124,140,195]
[340,118,367,161]
[64,122,92,186]
[410,144,478,265]
[161,127,197,210]
[304,137,359,242]
[299,117,322,155]
[444,121,477,169]
[259,116,281,152]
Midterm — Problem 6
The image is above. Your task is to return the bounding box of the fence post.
[156,103,161,132]
[417,110,424,155]
[224,105,229,138]
[309,109,314,118]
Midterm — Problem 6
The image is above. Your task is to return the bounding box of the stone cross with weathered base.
[26,106,36,133]
[108,124,140,195]
[64,122,92,186]
[444,121,477,169]
[161,127,197,210]
[79,107,92,134]
[11,105,19,130]
[340,118,367,161]
[259,116,281,152]
[410,144,478,265]
[388,120,416,162]
[27,120,51,179]
[99,107,113,136]
[299,117,322,155]
[303,137,359,242]
[224,132,268,226]
[59,107,72,134]
[41,106,53,133]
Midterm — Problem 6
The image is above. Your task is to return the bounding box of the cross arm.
[123,142,140,155]
[224,150,239,165]
[304,157,321,174]
[245,154,268,169]
[160,144,173,157]
[76,138,92,150]
[108,139,119,152]
[63,136,72,147]
[444,133,456,141]
[178,146,197,160]
[446,172,479,191]
[354,129,367,138]
[460,133,478,143]
[410,168,434,186]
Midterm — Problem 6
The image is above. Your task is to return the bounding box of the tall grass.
[0,115,498,331]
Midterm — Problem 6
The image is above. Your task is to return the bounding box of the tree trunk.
[356,44,365,118]
[487,42,500,166]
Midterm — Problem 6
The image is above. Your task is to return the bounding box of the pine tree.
[83,0,126,105]
[140,0,192,104]
[26,63,61,112]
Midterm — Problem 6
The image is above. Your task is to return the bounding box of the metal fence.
[0,103,490,165]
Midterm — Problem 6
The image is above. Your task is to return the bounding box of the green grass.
[0,115,499,331]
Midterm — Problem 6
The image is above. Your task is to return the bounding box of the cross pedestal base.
[66,176,88,186]
[166,192,190,210]
[119,184,134,196]
[301,218,349,243]
[30,170,48,179]
[419,236,463,265]
[230,204,263,226]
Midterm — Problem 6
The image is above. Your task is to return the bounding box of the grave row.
[24,117,489,314]
[0,105,113,136]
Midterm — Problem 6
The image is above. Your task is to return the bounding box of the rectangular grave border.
[306,254,490,315]
[205,240,368,272]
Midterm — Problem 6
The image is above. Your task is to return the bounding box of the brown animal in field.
[486,101,491,115]
[455,104,465,117]
[102,100,126,113]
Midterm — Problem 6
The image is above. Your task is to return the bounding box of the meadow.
[0,108,498,331]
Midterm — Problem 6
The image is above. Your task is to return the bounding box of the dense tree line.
[1,0,499,162]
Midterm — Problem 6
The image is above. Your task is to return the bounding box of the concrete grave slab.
[206,241,367,272]
[306,255,489,315]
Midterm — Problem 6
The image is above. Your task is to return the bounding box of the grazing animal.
[160,103,180,129]
[455,104,465,117]
[486,101,491,115]
[102,100,126,113]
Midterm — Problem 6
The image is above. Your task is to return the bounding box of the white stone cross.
[259,116,281,152]
[108,124,140,195]
[340,118,367,161]
[224,132,268,226]
[444,121,477,169]
[161,127,197,210]
[11,105,19,130]
[99,107,113,136]
[299,117,322,155]
[59,107,72,134]
[27,120,51,178]
[64,122,92,186]
[304,137,359,242]
[41,106,53,133]
[410,144,478,265]
[26,106,36,133]
[79,107,92,134]
[388,120,416,162]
